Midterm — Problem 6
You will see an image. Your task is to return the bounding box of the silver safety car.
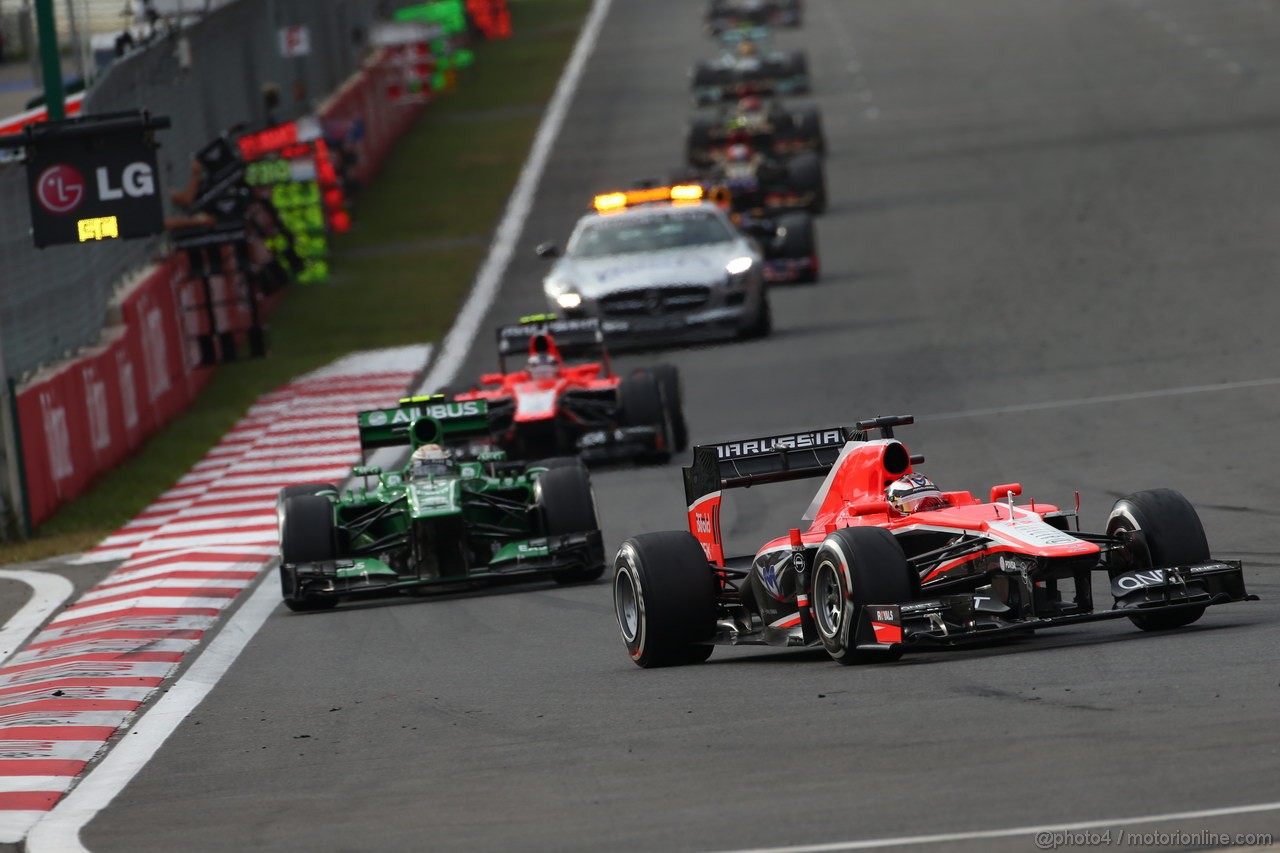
[535,186,772,346]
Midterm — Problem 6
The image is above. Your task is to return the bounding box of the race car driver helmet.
[410,444,453,479]
[726,143,752,162]
[527,352,560,381]
[886,474,949,514]
[737,95,763,113]
[736,40,759,58]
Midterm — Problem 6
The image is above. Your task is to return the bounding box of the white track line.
[709,801,1280,853]
[413,0,615,396]
[25,573,280,853]
[925,375,1280,422]
[25,6,615,848]
[0,572,75,665]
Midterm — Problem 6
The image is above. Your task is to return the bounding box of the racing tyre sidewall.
[537,465,604,583]
[811,528,914,665]
[613,532,716,668]
[648,365,689,453]
[1106,489,1210,631]
[620,372,672,463]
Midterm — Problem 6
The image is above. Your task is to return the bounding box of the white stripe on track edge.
[414,0,616,396]
[0,571,75,665]
[25,571,281,853]
[24,6,614,847]
[708,800,1280,853]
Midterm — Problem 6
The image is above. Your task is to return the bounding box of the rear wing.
[357,397,491,451]
[496,315,610,370]
[682,416,914,565]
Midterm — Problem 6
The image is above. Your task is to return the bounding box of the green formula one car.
[277,398,606,612]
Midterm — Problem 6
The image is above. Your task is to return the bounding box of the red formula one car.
[442,316,688,464]
[613,416,1254,667]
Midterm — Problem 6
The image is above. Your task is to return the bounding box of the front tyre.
[613,532,716,667]
[647,365,689,453]
[811,527,916,665]
[1106,488,1209,631]
[742,290,773,339]
[279,495,340,612]
[537,464,605,584]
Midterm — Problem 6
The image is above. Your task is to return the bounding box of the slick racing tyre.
[788,105,825,153]
[773,212,818,283]
[647,365,689,453]
[686,117,715,167]
[277,483,337,542]
[614,532,716,667]
[1106,488,1210,631]
[811,527,916,665]
[279,495,340,612]
[537,464,605,583]
[786,151,826,214]
[620,372,672,464]
[742,290,773,339]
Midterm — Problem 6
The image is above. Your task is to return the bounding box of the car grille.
[598,286,711,316]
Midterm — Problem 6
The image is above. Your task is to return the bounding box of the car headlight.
[725,256,754,276]
[556,292,583,309]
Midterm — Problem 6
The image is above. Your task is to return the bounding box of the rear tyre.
[773,212,818,283]
[811,527,916,665]
[537,464,605,583]
[1106,489,1209,631]
[647,365,689,453]
[613,532,717,667]
[619,372,672,464]
[742,291,773,339]
[280,495,340,612]
[686,118,714,167]
[790,105,825,154]
[786,152,826,214]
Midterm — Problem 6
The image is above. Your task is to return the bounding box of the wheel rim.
[614,568,640,642]
[813,560,844,638]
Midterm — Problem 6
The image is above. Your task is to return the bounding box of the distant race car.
[681,146,826,214]
[536,184,772,344]
[733,208,818,283]
[612,415,1254,667]
[686,97,825,167]
[277,398,605,611]
[441,315,689,464]
[706,0,802,34]
[691,37,809,106]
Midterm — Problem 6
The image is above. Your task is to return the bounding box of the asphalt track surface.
[82,0,1280,850]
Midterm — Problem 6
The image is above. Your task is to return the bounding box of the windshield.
[569,211,734,258]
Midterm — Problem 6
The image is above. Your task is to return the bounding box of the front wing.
[283,530,605,600]
[853,560,1253,652]
[576,426,664,463]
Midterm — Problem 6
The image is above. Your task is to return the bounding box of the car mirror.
[989,483,1022,503]
[535,242,560,258]
[352,465,382,476]
[480,372,505,385]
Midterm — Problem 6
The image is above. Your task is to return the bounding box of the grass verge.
[0,0,592,564]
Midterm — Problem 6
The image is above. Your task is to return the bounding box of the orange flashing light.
[592,184,704,212]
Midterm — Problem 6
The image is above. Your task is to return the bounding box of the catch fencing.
[0,0,384,385]
[0,0,450,533]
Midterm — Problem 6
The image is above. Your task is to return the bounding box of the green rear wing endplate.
[358,397,491,450]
